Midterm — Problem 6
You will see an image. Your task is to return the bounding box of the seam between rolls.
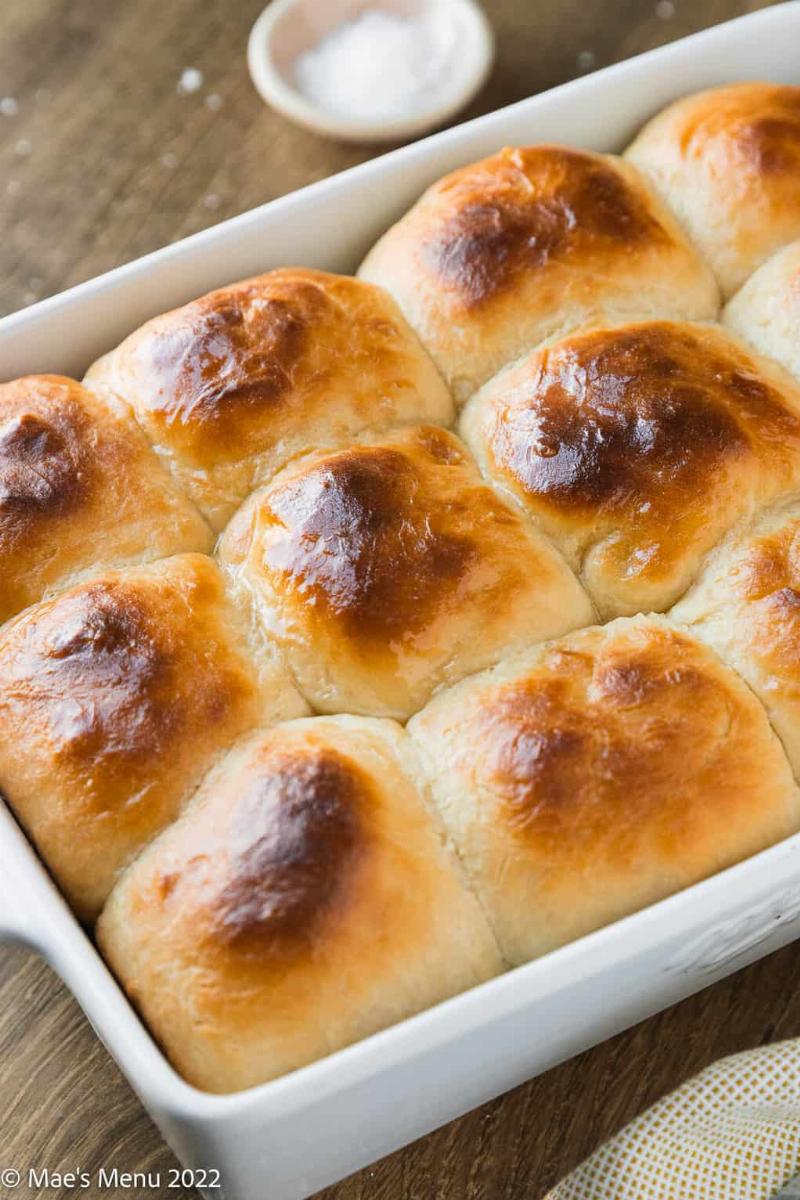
[402,731,512,972]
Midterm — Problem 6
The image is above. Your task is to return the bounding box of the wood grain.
[0,0,792,1197]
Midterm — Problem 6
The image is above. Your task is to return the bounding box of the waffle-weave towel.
[546,1040,800,1200]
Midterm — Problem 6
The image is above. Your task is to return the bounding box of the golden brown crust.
[420,146,667,308]
[150,746,367,958]
[672,500,800,780]
[409,616,800,964]
[97,717,504,1092]
[220,425,593,717]
[0,554,306,919]
[626,83,800,297]
[359,145,719,401]
[85,269,454,529]
[0,375,211,623]
[17,102,800,1090]
[259,430,480,645]
[461,321,800,617]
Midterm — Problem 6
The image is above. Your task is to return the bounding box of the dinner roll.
[626,83,800,298]
[0,375,211,626]
[0,554,306,920]
[358,144,718,403]
[85,269,453,530]
[97,716,504,1092]
[219,424,593,719]
[461,320,800,619]
[408,615,800,965]
[724,240,800,385]
[672,499,800,781]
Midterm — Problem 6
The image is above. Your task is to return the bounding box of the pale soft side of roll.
[723,239,800,386]
[0,554,307,920]
[626,83,800,299]
[219,424,594,719]
[672,498,800,783]
[97,715,505,1093]
[0,374,212,626]
[408,615,800,967]
[358,144,719,404]
[84,268,454,531]
[460,320,800,620]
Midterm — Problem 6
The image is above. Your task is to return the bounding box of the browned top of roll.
[0,554,304,918]
[85,268,453,528]
[258,428,486,645]
[418,146,666,309]
[359,145,719,402]
[409,616,800,962]
[475,627,736,838]
[1,377,87,518]
[626,83,800,296]
[665,83,800,173]
[0,375,210,623]
[124,271,342,452]
[3,570,244,779]
[463,321,800,616]
[139,742,370,963]
[454,621,791,878]
[220,424,592,717]
[97,717,503,1091]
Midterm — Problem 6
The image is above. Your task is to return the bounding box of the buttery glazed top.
[419,145,666,308]
[409,616,800,960]
[85,268,453,529]
[0,375,210,623]
[626,83,800,296]
[260,427,479,645]
[97,719,504,1091]
[146,741,369,961]
[463,321,800,617]
[220,424,592,717]
[359,145,719,400]
[474,625,743,841]
[461,620,795,891]
[0,554,301,918]
[676,83,800,176]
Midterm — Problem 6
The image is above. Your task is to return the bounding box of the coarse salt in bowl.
[247,0,495,143]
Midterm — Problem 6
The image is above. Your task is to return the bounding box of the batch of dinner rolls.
[4,82,800,1093]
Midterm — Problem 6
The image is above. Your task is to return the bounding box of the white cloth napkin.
[546,1041,800,1200]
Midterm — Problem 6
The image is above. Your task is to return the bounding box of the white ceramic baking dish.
[3,8,800,1198]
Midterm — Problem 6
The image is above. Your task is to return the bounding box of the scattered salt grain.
[161,151,178,169]
[0,97,18,116]
[294,8,457,121]
[203,192,221,210]
[576,49,596,72]
[205,92,223,112]
[177,67,204,95]
[655,0,676,19]
[6,179,21,196]
[14,138,31,157]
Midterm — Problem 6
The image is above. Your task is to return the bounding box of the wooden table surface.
[0,0,791,1197]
